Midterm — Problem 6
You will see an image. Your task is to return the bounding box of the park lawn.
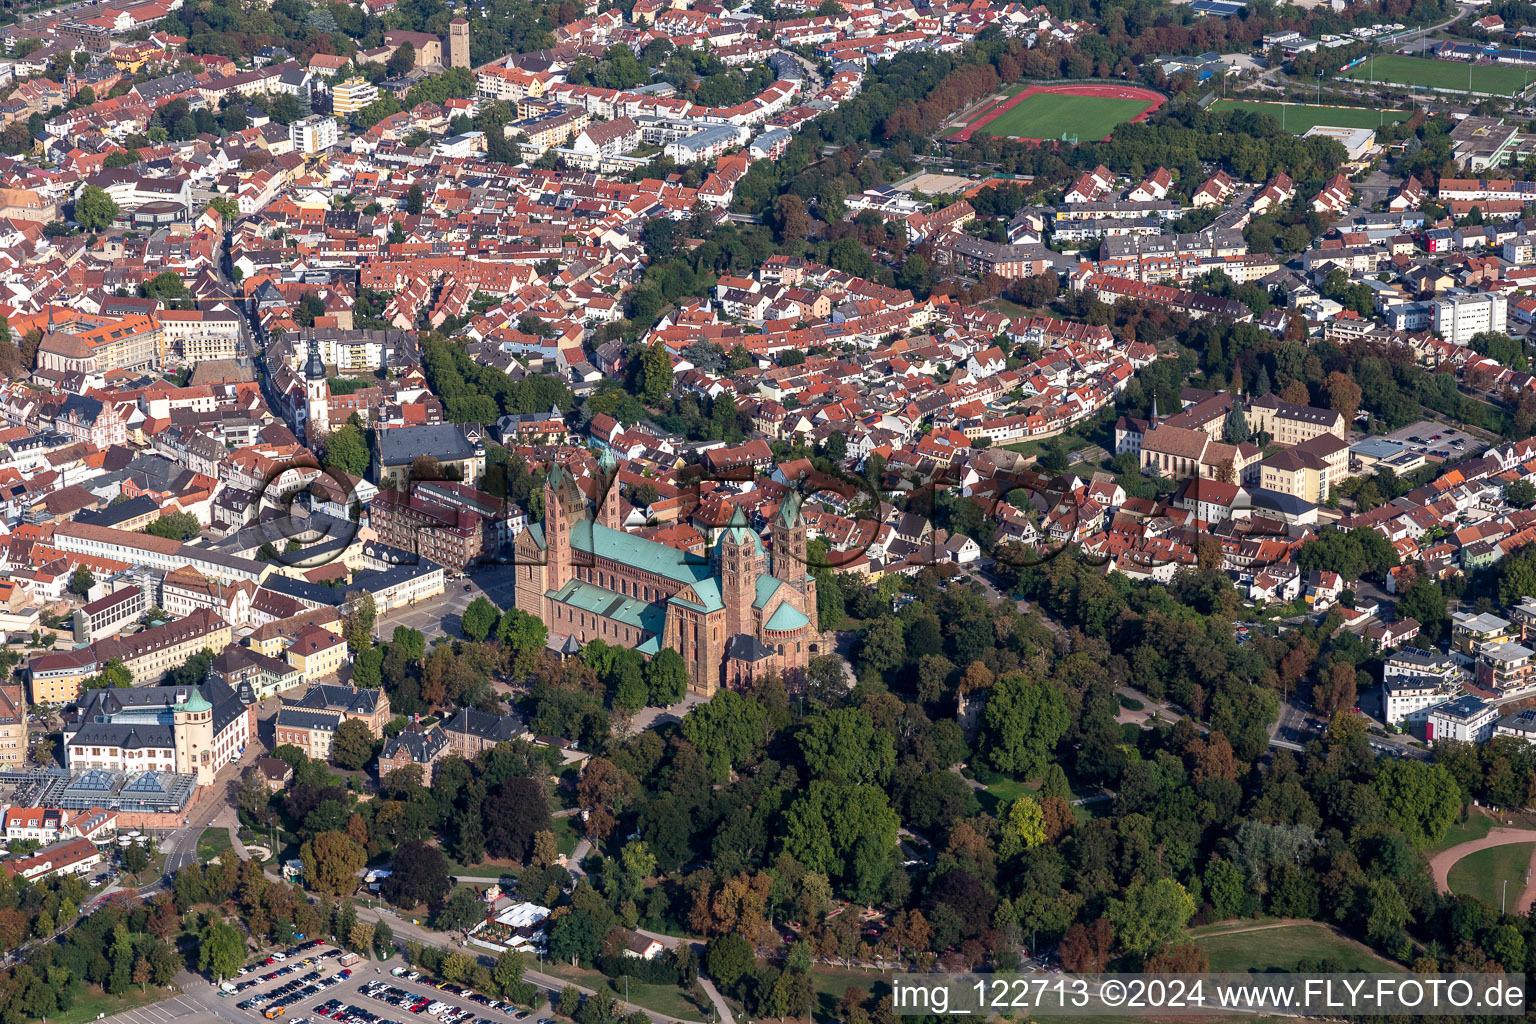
[981,92,1151,141]
[197,827,232,862]
[1343,54,1533,95]
[1004,432,1095,459]
[1190,921,1401,973]
[54,984,181,1024]
[1214,99,1410,133]
[539,962,707,1020]
[1427,808,1495,856]
[809,965,894,1020]
[551,814,579,856]
[1447,842,1535,909]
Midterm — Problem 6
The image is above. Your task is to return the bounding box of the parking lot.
[101,995,218,1024]
[1380,420,1483,461]
[222,942,555,1024]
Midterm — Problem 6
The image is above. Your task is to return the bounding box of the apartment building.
[1427,695,1499,743]
[73,586,146,642]
[331,77,379,116]
[1432,290,1507,345]
[157,308,243,362]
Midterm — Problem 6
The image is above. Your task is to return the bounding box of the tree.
[644,647,689,706]
[774,193,809,242]
[705,933,755,994]
[1324,371,1362,424]
[997,796,1046,859]
[462,596,500,642]
[548,909,603,966]
[484,775,550,862]
[798,707,894,786]
[1106,878,1196,960]
[343,592,377,651]
[681,689,765,782]
[499,608,548,674]
[1507,479,1536,508]
[384,840,452,908]
[435,887,484,933]
[978,674,1070,777]
[323,423,370,477]
[388,42,417,77]
[75,185,119,231]
[1059,919,1113,973]
[300,830,367,896]
[373,919,395,960]
[1223,404,1250,444]
[121,840,151,878]
[783,782,898,902]
[1374,760,1461,847]
[406,184,424,215]
[332,718,377,771]
[69,565,95,596]
[640,341,675,406]
[198,920,245,981]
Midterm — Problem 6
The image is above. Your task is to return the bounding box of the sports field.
[986,93,1150,141]
[1215,99,1411,134]
[1343,54,1532,96]
[951,83,1164,143]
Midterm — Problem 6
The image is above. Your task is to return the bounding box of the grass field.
[1215,99,1410,133]
[982,93,1153,141]
[1191,921,1401,973]
[1343,54,1533,95]
[197,827,232,862]
[1427,809,1494,856]
[1447,842,1535,908]
[550,813,579,856]
[540,962,708,1020]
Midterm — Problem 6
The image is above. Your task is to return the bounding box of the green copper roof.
[571,519,715,589]
[754,575,787,610]
[636,635,661,656]
[178,689,212,713]
[765,601,810,632]
[548,578,666,635]
[714,508,764,556]
[777,493,802,528]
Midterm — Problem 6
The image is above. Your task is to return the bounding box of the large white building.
[1432,290,1506,345]
[290,114,339,154]
[63,676,254,788]
[1382,647,1464,725]
[1426,694,1498,744]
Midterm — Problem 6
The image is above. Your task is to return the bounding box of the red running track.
[951,82,1165,143]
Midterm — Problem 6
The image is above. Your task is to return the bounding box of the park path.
[1427,827,1536,894]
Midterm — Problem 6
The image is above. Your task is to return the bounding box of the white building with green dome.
[63,674,255,788]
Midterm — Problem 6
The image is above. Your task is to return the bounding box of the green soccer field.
[981,92,1152,141]
[1215,99,1411,133]
[1343,54,1533,96]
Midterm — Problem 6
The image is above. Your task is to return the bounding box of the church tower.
[544,465,575,593]
[448,18,470,69]
[305,336,330,442]
[716,508,762,640]
[772,493,817,631]
[596,448,621,531]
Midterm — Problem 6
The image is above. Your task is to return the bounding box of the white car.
[271,952,287,962]
[427,1003,448,1016]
